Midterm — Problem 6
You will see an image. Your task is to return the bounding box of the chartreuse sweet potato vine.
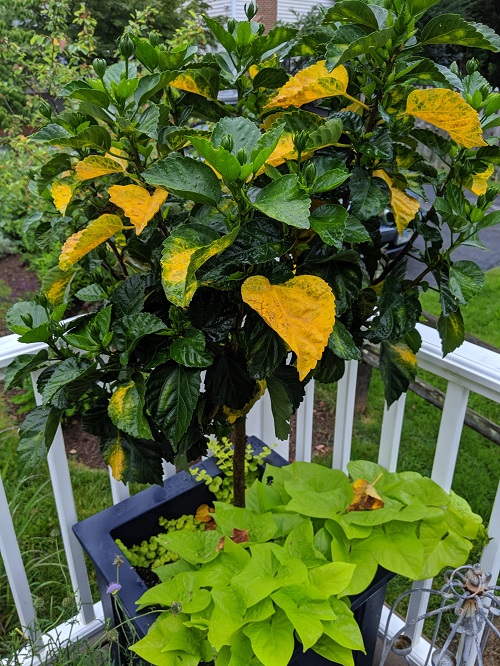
[130,460,483,666]
[6,0,500,501]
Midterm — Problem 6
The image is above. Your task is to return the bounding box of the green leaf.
[212,116,262,158]
[419,518,472,579]
[212,502,277,543]
[6,301,48,335]
[438,310,465,356]
[203,15,237,51]
[190,137,241,181]
[161,224,239,307]
[111,274,146,318]
[40,358,92,404]
[309,561,356,597]
[143,154,221,207]
[344,215,371,243]
[58,126,111,151]
[477,209,500,231]
[324,1,380,31]
[67,86,110,108]
[251,25,298,59]
[252,175,311,229]
[108,378,153,440]
[284,462,353,519]
[131,613,199,666]
[136,104,160,139]
[243,609,295,666]
[307,118,343,151]
[133,37,159,71]
[250,123,286,176]
[379,340,418,406]
[312,635,355,666]
[134,71,177,106]
[170,329,213,368]
[312,168,350,195]
[349,167,390,221]
[75,284,108,302]
[158,530,221,565]
[102,431,163,484]
[283,519,326,568]
[253,68,289,89]
[326,27,393,69]
[448,260,484,305]
[267,376,293,441]
[112,313,168,364]
[4,350,49,390]
[411,128,452,157]
[408,0,443,19]
[219,218,289,266]
[31,123,72,144]
[205,353,256,411]
[421,14,500,51]
[364,522,425,579]
[245,316,287,380]
[37,153,72,193]
[18,407,60,470]
[309,204,348,248]
[328,322,362,361]
[323,598,364,651]
[147,364,201,447]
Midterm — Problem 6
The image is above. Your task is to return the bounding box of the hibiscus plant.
[6,0,500,512]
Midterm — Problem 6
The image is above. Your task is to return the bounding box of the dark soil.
[0,254,39,302]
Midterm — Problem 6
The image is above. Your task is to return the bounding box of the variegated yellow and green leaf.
[406,88,487,148]
[105,432,128,481]
[108,380,153,440]
[161,225,239,307]
[59,214,123,271]
[241,275,336,380]
[41,266,77,304]
[464,164,495,196]
[108,185,168,234]
[75,155,126,181]
[51,180,75,215]
[266,61,348,109]
[373,170,420,234]
[170,67,219,99]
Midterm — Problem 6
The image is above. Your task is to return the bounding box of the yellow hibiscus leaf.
[161,225,239,307]
[51,181,74,215]
[465,164,495,196]
[373,170,420,234]
[265,61,348,110]
[170,69,217,98]
[59,214,123,271]
[109,185,168,234]
[105,433,127,481]
[75,156,125,181]
[406,89,487,149]
[105,150,129,170]
[241,275,335,380]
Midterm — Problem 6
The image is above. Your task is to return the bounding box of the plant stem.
[232,417,247,508]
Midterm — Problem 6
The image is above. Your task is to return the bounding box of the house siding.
[207,0,334,23]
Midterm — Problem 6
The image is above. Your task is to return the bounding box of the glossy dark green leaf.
[205,354,256,410]
[349,167,390,222]
[253,68,289,89]
[133,37,159,71]
[190,137,241,181]
[252,175,311,229]
[324,1,380,31]
[312,168,350,194]
[112,313,168,364]
[147,364,201,446]
[67,87,110,108]
[203,15,237,52]
[31,123,73,144]
[326,27,392,69]
[75,284,108,302]
[143,154,222,207]
[379,339,418,406]
[170,329,213,368]
[309,204,348,248]
[411,128,452,158]
[58,126,111,151]
[4,350,49,391]
[421,14,500,51]
[101,432,163,485]
[251,26,298,59]
[438,310,465,356]
[344,215,371,243]
[267,376,294,441]
[220,218,289,265]
[328,321,361,361]
[37,154,72,193]
[40,357,92,404]
[212,116,262,158]
[6,301,49,335]
[111,274,146,318]
[449,260,484,305]
[245,315,288,380]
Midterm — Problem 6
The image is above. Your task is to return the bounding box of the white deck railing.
[1,323,499,665]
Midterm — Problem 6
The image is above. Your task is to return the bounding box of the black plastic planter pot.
[73,437,392,666]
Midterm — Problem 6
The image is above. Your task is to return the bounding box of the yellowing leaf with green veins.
[59,214,123,271]
[42,266,76,304]
[373,170,420,234]
[241,275,335,380]
[406,89,487,148]
[106,434,127,481]
[109,185,168,234]
[169,68,218,99]
[224,380,266,424]
[108,380,153,440]
[105,150,128,170]
[51,181,74,215]
[465,164,495,196]
[75,156,125,181]
[161,224,239,307]
[265,61,348,109]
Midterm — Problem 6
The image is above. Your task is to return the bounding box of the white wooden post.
[247,392,289,459]
[378,395,407,472]
[332,360,358,473]
[294,380,315,462]
[405,382,470,645]
[108,470,130,504]
[0,475,40,643]
[31,372,95,625]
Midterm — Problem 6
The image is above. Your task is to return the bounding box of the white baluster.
[332,360,358,473]
[108,469,130,504]
[294,380,315,462]
[378,395,407,472]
